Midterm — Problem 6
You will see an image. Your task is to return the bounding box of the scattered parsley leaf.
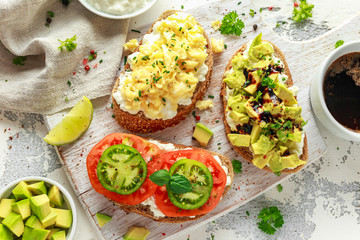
[274,171,281,176]
[292,0,314,23]
[277,184,283,192]
[249,9,255,17]
[67,81,71,87]
[12,56,27,66]
[232,160,242,174]
[65,97,69,102]
[58,35,77,51]
[261,77,276,89]
[220,11,245,36]
[246,211,250,216]
[237,1,241,5]
[259,8,263,13]
[47,11,55,18]
[181,5,184,9]
[253,91,262,102]
[258,206,284,235]
[335,40,344,49]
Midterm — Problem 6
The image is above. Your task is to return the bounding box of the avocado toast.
[220,33,308,174]
[112,10,213,133]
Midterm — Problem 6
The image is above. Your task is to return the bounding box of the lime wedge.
[44,96,93,145]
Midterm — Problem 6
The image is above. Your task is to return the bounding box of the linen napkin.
[0,0,129,114]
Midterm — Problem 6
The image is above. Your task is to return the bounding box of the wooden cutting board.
[45,0,360,239]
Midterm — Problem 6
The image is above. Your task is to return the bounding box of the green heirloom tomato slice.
[167,159,213,210]
[97,144,147,195]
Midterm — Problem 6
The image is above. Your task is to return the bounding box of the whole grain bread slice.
[112,10,213,133]
[111,140,234,223]
[220,41,308,174]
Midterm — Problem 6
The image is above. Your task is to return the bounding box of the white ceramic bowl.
[0,176,77,240]
[310,41,360,141]
[79,0,159,19]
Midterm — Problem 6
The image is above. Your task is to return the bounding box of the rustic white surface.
[44,0,360,239]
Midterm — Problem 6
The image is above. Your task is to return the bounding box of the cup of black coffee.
[310,41,360,141]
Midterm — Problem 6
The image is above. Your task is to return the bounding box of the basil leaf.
[169,173,192,194]
[149,169,170,186]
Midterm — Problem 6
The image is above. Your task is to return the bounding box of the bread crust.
[111,140,234,223]
[112,10,213,133]
[220,41,308,174]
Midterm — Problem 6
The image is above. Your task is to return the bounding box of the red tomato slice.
[154,150,227,217]
[86,133,163,205]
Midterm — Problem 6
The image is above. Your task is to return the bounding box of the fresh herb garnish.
[292,0,314,23]
[277,184,283,192]
[67,81,71,87]
[47,11,55,18]
[246,211,250,216]
[261,77,276,89]
[232,160,242,174]
[335,40,344,49]
[220,11,245,36]
[274,171,281,176]
[58,35,77,51]
[12,56,27,66]
[150,170,192,194]
[208,95,214,99]
[131,29,141,33]
[249,9,255,17]
[253,91,262,102]
[257,206,284,235]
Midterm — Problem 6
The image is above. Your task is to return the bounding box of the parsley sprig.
[232,160,242,174]
[335,40,344,49]
[258,206,284,235]
[261,77,276,89]
[220,11,245,36]
[292,0,314,23]
[13,56,27,66]
[58,35,77,51]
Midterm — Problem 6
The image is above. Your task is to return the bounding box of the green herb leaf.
[12,56,27,66]
[277,184,283,192]
[169,173,193,194]
[249,9,255,17]
[232,160,242,174]
[292,0,314,23]
[261,77,276,89]
[246,211,250,216]
[274,171,281,176]
[47,11,55,18]
[258,206,284,235]
[149,169,170,186]
[58,35,77,51]
[220,11,245,36]
[335,40,344,49]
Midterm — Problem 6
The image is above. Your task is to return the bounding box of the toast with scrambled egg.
[220,33,308,174]
[112,10,213,133]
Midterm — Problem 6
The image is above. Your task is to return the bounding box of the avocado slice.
[48,186,64,208]
[274,84,297,105]
[28,181,48,195]
[227,94,247,113]
[243,71,261,95]
[251,135,274,155]
[46,228,60,240]
[284,106,302,119]
[25,215,44,229]
[23,226,50,240]
[250,121,262,144]
[0,199,16,219]
[224,70,246,89]
[193,123,213,147]
[12,199,31,220]
[231,53,249,69]
[253,43,274,59]
[288,127,302,143]
[123,226,150,240]
[51,230,66,240]
[248,33,263,62]
[268,151,283,172]
[2,212,24,237]
[244,99,263,119]
[30,194,51,221]
[96,213,112,227]
[12,181,32,200]
[53,208,72,229]
[40,209,57,228]
[281,154,306,169]
[252,153,272,169]
[227,134,251,147]
[229,111,249,124]
[0,224,13,240]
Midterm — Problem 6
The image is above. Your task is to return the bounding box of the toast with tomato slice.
[111,10,213,133]
[220,33,308,174]
[86,133,233,223]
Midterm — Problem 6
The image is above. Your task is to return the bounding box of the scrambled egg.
[117,13,208,120]
[211,20,221,31]
[195,100,214,110]
[123,39,139,52]
[211,38,225,53]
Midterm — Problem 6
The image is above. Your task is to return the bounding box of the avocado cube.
[251,135,274,155]
[0,224,13,240]
[252,42,274,58]
[281,153,306,169]
[40,209,57,228]
[228,94,247,113]
[229,111,249,124]
[12,181,33,200]
[274,84,297,105]
[46,228,60,240]
[244,100,261,119]
[284,106,302,119]
[252,154,271,169]
[250,122,261,144]
[23,226,50,240]
[123,226,150,240]
[51,230,66,240]
[243,72,261,95]
[0,199,16,219]
[28,181,48,195]
[2,212,24,237]
[12,199,31,220]
[53,208,72,229]
[227,134,251,147]
[268,151,283,172]
[224,71,246,89]
[193,123,213,147]
[96,213,112,227]
[48,186,64,208]
[30,194,51,221]
[25,215,44,229]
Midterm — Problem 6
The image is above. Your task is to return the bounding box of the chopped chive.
[67,81,71,87]
[124,56,127,65]
[224,44,227,49]
[111,103,113,109]
[175,56,178,61]
[138,90,141,97]
[181,5,184,9]
[208,95,214,98]
[162,98,166,102]
[112,115,115,118]
[99,59,103,63]
[192,111,196,118]
[131,29,141,33]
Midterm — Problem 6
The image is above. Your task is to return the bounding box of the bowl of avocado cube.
[0,176,77,240]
